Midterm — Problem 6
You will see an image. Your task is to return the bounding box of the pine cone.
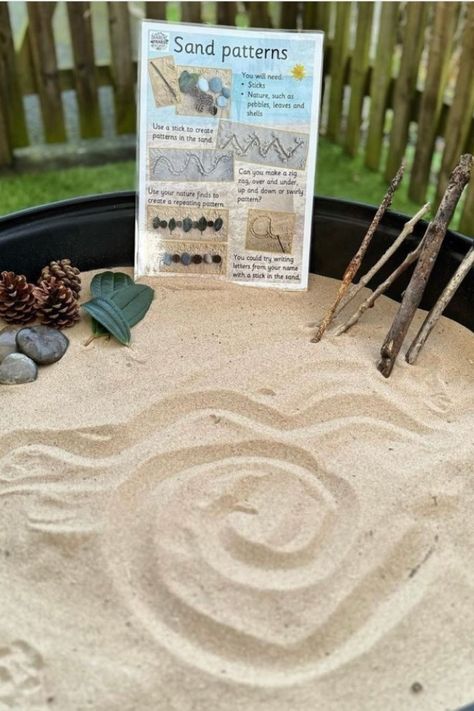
[40,259,81,299]
[0,271,37,324]
[34,277,80,329]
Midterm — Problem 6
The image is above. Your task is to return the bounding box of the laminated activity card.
[136,21,324,290]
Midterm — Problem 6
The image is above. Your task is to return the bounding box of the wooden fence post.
[182,4,202,23]
[145,3,167,20]
[66,2,102,139]
[302,2,331,34]
[344,1,374,157]
[409,2,459,203]
[279,2,299,29]
[247,2,273,28]
[26,1,67,144]
[384,2,429,181]
[0,2,28,152]
[326,2,351,142]
[216,3,237,26]
[107,2,136,135]
[364,2,399,171]
[436,3,474,204]
[0,59,12,167]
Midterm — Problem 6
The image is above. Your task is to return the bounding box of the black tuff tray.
[0,192,472,332]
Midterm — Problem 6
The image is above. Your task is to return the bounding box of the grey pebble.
[0,327,18,363]
[16,325,69,365]
[0,353,38,385]
[221,86,231,99]
[203,253,213,264]
[216,95,228,108]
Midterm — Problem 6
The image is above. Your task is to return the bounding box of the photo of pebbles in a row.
[147,206,229,242]
[158,241,227,275]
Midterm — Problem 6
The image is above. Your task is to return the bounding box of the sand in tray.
[0,269,473,710]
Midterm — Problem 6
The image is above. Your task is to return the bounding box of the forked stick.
[311,161,406,343]
[335,237,426,336]
[406,246,474,364]
[377,154,472,378]
[336,202,431,315]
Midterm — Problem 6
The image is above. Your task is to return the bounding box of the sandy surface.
[1,269,474,710]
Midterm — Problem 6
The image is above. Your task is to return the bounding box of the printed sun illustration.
[291,64,306,80]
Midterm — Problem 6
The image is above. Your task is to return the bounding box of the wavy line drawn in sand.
[149,148,234,182]
[0,640,47,709]
[217,120,309,170]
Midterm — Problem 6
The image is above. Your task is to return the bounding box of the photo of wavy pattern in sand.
[1,270,473,710]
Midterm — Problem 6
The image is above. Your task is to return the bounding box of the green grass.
[0,138,444,222]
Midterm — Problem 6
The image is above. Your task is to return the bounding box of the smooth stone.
[181,253,192,266]
[183,217,193,233]
[0,327,18,363]
[197,76,209,92]
[192,254,203,264]
[214,217,224,232]
[203,253,213,264]
[162,253,172,266]
[16,325,69,365]
[216,95,228,108]
[197,216,207,232]
[168,218,177,232]
[0,353,38,385]
[172,254,181,263]
[221,86,231,98]
[209,77,222,93]
[179,71,198,94]
[212,254,222,264]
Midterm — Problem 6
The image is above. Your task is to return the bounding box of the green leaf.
[90,271,134,299]
[92,318,108,337]
[82,297,131,345]
[110,284,154,328]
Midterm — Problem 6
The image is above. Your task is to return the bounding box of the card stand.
[158,240,227,275]
[147,206,228,242]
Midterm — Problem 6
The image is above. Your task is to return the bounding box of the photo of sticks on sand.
[148,56,180,108]
[245,209,295,254]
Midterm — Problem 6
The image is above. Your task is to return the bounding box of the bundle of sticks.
[311,154,473,378]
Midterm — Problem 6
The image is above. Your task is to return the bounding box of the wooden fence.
[0,1,473,234]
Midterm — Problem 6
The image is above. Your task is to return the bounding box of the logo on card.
[149,31,169,52]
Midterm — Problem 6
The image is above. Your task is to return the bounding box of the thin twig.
[335,237,426,336]
[377,154,473,378]
[311,161,406,343]
[405,245,474,364]
[336,202,431,315]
